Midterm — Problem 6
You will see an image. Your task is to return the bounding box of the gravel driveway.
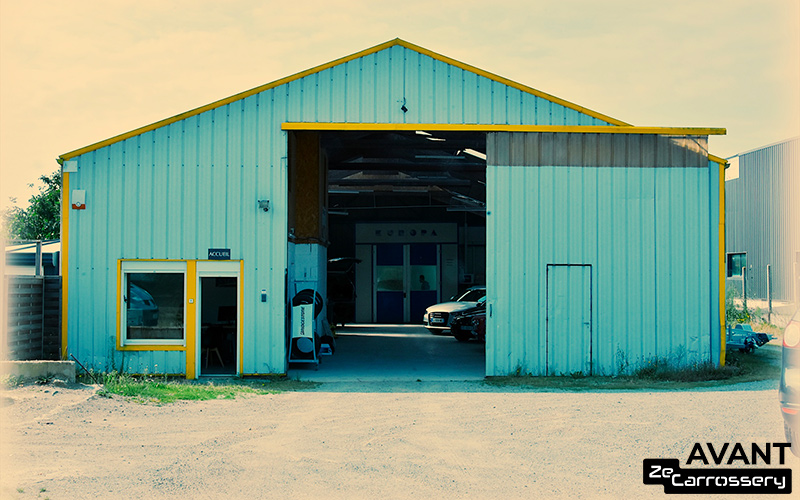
[1,380,797,499]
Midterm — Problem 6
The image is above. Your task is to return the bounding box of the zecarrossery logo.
[643,443,793,494]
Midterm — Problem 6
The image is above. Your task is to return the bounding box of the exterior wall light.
[258,200,270,212]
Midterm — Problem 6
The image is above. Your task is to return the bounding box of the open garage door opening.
[287,129,487,380]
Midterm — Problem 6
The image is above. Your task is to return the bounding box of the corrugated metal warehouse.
[57,39,727,377]
[725,137,800,302]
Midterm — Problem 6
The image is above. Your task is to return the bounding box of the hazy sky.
[1,0,798,208]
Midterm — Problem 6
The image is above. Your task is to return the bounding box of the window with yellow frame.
[120,261,187,346]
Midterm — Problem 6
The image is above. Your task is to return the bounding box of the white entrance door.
[195,261,241,376]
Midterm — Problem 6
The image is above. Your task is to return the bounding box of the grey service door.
[546,264,592,375]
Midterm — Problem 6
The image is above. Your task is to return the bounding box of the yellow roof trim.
[60,39,400,160]
[708,154,728,166]
[392,39,630,127]
[59,38,638,161]
[282,122,726,135]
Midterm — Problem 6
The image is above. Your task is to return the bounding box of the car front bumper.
[424,312,451,329]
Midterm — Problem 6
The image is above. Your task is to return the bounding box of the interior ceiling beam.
[329,150,472,161]
[324,139,486,152]
[326,149,484,164]
[330,178,472,187]
[329,175,483,187]
[328,162,485,172]
[333,155,470,165]
[321,132,486,159]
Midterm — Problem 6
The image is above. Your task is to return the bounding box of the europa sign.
[208,248,231,260]
[355,223,457,244]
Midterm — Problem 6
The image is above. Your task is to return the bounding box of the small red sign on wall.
[71,190,86,210]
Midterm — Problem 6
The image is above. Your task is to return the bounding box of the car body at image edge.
[780,307,800,457]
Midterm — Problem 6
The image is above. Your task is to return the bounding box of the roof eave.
[58,38,725,163]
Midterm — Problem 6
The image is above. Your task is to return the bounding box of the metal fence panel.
[5,276,61,361]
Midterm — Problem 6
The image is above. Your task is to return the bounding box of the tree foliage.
[2,170,61,241]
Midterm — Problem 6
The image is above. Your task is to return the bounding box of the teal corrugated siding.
[65,45,615,374]
[486,132,715,375]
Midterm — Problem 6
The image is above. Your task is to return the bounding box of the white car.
[423,286,486,334]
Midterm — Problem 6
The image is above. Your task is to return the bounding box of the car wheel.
[453,331,471,342]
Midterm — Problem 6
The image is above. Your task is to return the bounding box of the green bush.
[725,288,751,324]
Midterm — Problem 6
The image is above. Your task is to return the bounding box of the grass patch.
[485,347,781,391]
[634,349,780,383]
[92,371,318,404]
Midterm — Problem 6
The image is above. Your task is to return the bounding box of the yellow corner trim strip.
[719,162,727,365]
[116,259,122,350]
[282,122,726,135]
[59,38,641,161]
[239,260,245,376]
[186,260,197,379]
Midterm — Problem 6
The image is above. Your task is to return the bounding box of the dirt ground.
[1,379,797,500]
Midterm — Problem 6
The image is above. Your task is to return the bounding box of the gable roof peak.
[60,37,632,161]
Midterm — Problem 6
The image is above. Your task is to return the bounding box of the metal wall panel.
[725,137,800,301]
[486,132,714,375]
[65,45,615,375]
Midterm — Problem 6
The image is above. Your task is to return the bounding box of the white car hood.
[426,301,478,314]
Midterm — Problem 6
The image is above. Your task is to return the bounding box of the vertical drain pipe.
[742,266,747,313]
